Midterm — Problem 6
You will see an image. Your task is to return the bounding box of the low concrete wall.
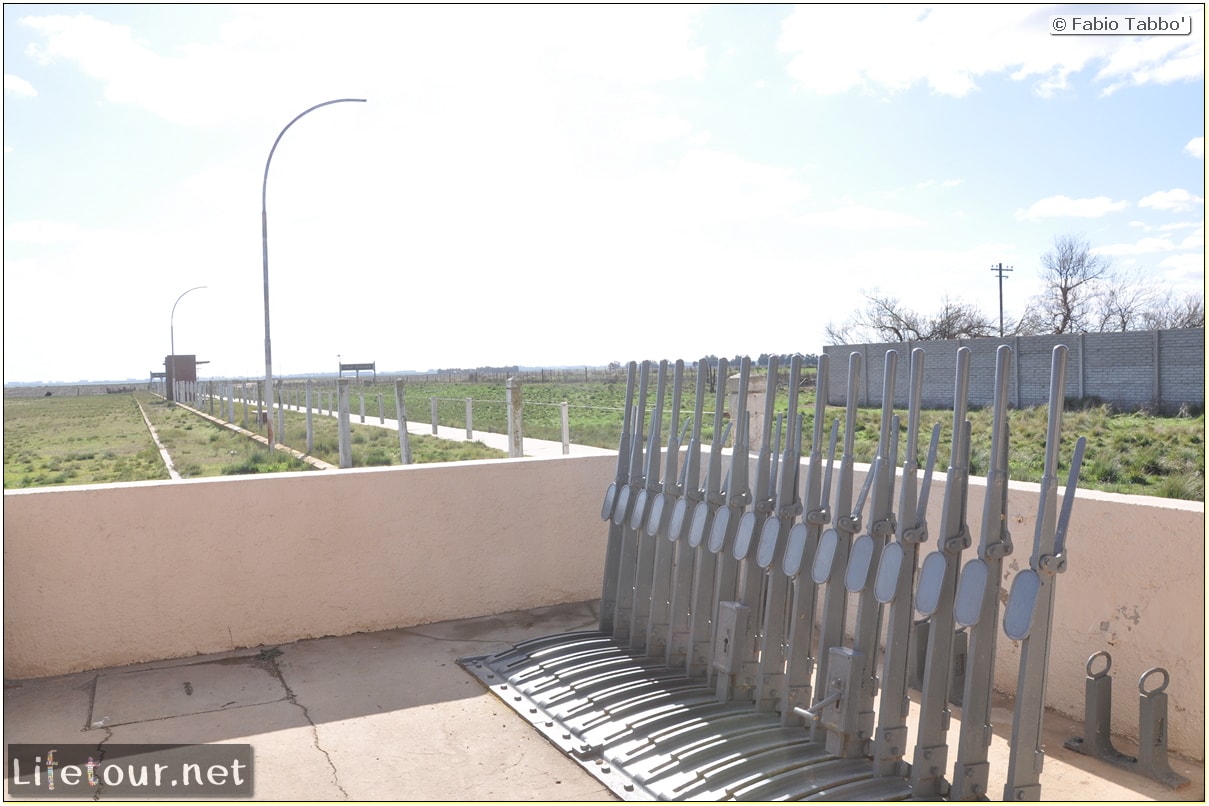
[4,455,615,679]
[4,455,1203,757]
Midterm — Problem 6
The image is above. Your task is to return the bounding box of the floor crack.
[264,650,348,800]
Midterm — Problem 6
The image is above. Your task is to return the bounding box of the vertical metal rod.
[810,351,862,739]
[780,353,830,725]
[909,346,972,798]
[872,348,929,775]
[1003,346,1073,801]
[952,344,1014,799]
[599,362,637,634]
[612,361,650,641]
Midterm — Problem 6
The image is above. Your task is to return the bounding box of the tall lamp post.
[170,285,207,401]
[262,98,366,448]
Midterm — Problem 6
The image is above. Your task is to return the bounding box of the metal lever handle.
[793,689,843,721]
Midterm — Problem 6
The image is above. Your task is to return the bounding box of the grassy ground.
[280,370,1203,501]
[4,393,168,487]
[6,376,1204,500]
[137,394,312,478]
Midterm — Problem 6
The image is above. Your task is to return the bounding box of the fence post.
[395,379,412,465]
[378,394,385,424]
[359,391,366,424]
[431,397,439,435]
[242,382,249,428]
[256,381,264,432]
[506,377,523,458]
[561,400,570,455]
[337,379,352,469]
[466,397,473,439]
[275,380,285,444]
[305,379,314,454]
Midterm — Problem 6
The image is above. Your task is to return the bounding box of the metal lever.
[794,689,843,722]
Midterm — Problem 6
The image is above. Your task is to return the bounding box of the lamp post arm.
[261,98,366,448]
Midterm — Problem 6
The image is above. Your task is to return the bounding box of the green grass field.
[5,375,1204,500]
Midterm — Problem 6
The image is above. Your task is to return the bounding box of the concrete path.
[200,395,617,460]
[4,601,1202,801]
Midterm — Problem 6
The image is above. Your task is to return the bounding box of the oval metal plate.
[756,517,782,569]
[612,484,633,526]
[708,507,732,554]
[954,558,989,627]
[733,512,758,560]
[874,541,904,603]
[687,501,710,548]
[782,523,810,577]
[629,489,649,531]
[812,528,840,584]
[1003,569,1041,640]
[668,497,690,542]
[915,551,947,616]
[645,493,666,537]
[601,482,617,521]
[844,535,875,593]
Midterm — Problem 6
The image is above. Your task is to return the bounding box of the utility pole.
[991,262,1013,337]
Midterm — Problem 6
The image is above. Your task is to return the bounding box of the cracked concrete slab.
[91,655,286,728]
[7,600,1197,801]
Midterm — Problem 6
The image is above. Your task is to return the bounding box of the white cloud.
[778,4,1203,98]
[1159,220,1203,231]
[916,178,963,189]
[1015,194,1128,220]
[1157,252,1205,285]
[619,114,696,144]
[1186,137,1205,158]
[4,73,37,97]
[1140,188,1204,212]
[4,220,85,244]
[800,205,926,230]
[1093,237,1177,256]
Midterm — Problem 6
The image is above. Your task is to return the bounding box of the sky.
[3,4,1204,383]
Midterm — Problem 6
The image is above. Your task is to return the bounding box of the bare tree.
[1094,268,1161,332]
[1021,234,1113,334]
[824,290,995,344]
[1142,289,1206,329]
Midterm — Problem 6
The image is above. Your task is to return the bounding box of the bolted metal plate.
[457,632,888,801]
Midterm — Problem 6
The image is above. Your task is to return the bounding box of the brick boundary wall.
[823,328,1205,413]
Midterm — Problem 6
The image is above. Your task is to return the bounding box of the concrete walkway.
[201,395,618,460]
[4,601,1202,801]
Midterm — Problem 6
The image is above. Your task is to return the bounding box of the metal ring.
[1086,650,1112,679]
[1139,666,1169,696]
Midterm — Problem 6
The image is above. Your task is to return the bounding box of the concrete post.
[561,400,570,455]
[395,379,412,465]
[337,379,352,469]
[431,397,439,435]
[256,381,264,432]
[242,383,249,428]
[506,377,523,458]
[466,398,473,439]
[275,380,284,444]
[359,391,366,424]
[378,394,385,424]
[305,380,314,454]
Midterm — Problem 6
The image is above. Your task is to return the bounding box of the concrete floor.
[4,601,1203,801]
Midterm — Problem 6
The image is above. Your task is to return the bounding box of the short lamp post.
[262,98,366,448]
[170,285,207,402]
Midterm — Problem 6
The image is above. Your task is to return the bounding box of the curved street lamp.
[170,285,207,401]
[262,97,366,447]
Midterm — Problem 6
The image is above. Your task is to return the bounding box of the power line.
[991,262,1014,337]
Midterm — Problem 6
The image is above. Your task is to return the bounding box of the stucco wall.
[4,455,1203,757]
[4,455,615,679]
